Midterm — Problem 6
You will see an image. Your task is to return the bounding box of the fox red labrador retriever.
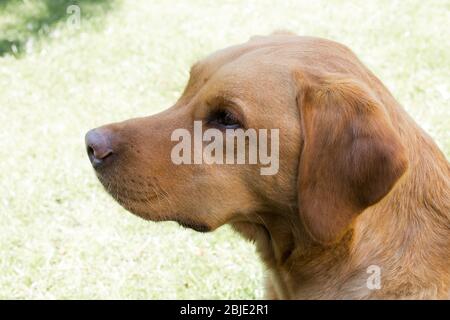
[86,33,450,299]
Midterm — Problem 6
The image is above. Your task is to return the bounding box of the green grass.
[0,0,448,299]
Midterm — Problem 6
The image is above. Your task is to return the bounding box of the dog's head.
[86,34,408,243]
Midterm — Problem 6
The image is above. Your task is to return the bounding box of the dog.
[85,33,450,299]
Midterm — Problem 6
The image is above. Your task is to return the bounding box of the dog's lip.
[96,183,212,232]
[94,174,211,232]
[96,175,161,204]
[171,218,212,233]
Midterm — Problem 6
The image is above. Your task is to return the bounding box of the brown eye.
[208,109,241,129]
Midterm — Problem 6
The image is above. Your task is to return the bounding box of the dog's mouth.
[98,176,153,201]
[95,173,212,233]
[95,173,164,215]
[173,218,212,233]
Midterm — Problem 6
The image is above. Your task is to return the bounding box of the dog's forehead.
[181,35,362,104]
[190,35,356,83]
[187,38,299,93]
[181,41,282,101]
[192,36,295,77]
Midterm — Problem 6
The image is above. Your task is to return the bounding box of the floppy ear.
[296,73,408,244]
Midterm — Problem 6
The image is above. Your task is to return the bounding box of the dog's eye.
[208,109,241,129]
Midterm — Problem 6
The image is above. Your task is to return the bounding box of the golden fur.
[87,33,450,299]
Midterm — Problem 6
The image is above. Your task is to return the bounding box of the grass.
[0,0,448,299]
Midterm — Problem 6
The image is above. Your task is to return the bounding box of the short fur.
[88,33,450,299]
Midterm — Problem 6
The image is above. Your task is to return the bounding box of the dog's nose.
[85,128,114,169]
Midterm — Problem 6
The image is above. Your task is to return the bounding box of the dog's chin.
[126,205,213,232]
[121,205,212,233]
[96,175,212,233]
[100,187,211,233]
[173,219,212,233]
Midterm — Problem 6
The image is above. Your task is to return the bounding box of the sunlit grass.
[0,0,448,299]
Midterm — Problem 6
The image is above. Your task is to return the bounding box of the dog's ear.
[295,73,408,244]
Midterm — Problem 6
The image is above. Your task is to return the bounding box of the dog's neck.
[231,213,353,299]
[232,112,450,299]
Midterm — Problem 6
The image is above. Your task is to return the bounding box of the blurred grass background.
[0,0,448,299]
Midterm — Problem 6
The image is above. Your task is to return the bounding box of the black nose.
[85,128,113,169]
